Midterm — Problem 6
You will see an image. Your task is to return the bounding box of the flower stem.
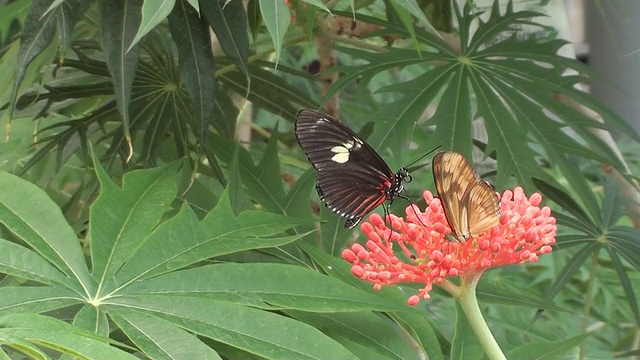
[456,275,507,360]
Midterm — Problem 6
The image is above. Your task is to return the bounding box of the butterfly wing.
[295,109,397,228]
[316,163,392,228]
[433,151,500,241]
[465,182,501,237]
[433,152,479,238]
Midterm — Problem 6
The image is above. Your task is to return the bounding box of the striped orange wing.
[464,179,501,237]
[433,151,500,241]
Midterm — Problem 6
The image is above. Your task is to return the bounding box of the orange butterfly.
[432,151,501,242]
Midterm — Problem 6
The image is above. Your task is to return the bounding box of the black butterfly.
[295,108,410,229]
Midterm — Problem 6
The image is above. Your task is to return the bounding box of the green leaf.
[428,65,472,156]
[106,296,359,360]
[212,86,238,137]
[73,305,109,336]
[185,0,197,11]
[209,134,292,215]
[608,226,640,270]
[0,287,81,316]
[114,190,310,283]
[541,242,599,306]
[300,0,330,13]
[259,0,290,66]
[122,263,407,312]
[324,46,442,106]
[130,0,176,50]
[202,189,311,237]
[607,248,640,326]
[0,238,69,287]
[57,0,92,56]
[391,0,437,33]
[476,60,601,215]
[451,302,484,360]
[89,154,178,288]
[283,168,315,218]
[220,64,317,120]
[391,313,445,360]
[0,313,138,359]
[0,172,92,290]
[228,146,252,215]
[111,311,222,360]
[532,178,599,234]
[476,282,566,311]
[138,90,181,165]
[286,310,418,360]
[319,204,351,255]
[387,0,419,50]
[200,0,249,75]
[247,0,262,43]
[112,203,203,283]
[327,7,635,196]
[9,0,58,119]
[507,333,591,359]
[168,0,216,144]
[98,0,142,149]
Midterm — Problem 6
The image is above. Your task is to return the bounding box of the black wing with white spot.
[295,109,405,229]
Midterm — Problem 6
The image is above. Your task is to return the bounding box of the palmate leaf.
[0,313,137,359]
[326,7,635,204]
[534,180,640,330]
[17,35,229,175]
[107,297,359,360]
[121,263,406,312]
[0,172,92,290]
[1,152,402,358]
[110,311,222,360]
[11,0,236,176]
[89,153,179,289]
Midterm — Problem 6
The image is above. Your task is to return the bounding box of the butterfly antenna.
[405,145,442,168]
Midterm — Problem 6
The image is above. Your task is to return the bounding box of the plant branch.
[457,274,507,360]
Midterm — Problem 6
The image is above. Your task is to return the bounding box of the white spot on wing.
[331,152,349,163]
[330,141,355,163]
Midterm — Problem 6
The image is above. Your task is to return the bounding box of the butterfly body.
[432,151,501,242]
[295,109,409,229]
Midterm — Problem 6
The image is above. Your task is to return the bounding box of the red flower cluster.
[342,187,557,305]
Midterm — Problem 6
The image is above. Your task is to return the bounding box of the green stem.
[455,275,507,360]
